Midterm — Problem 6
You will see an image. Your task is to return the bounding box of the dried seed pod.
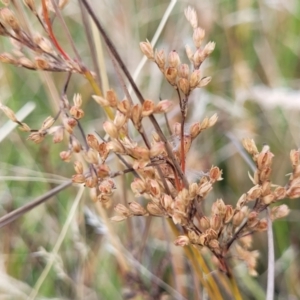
[18,57,35,69]
[35,57,50,70]
[155,49,165,70]
[103,121,118,139]
[184,6,198,29]
[0,52,16,64]
[74,161,83,174]
[0,104,18,122]
[193,27,205,48]
[174,235,190,246]
[96,164,110,178]
[140,40,154,60]
[270,204,289,221]
[131,178,146,196]
[209,166,223,182]
[210,215,222,232]
[197,76,212,88]
[129,201,148,216]
[85,148,99,164]
[290,149,300,167]
[98,142,109,161]
[114,203,131,217]
[164,67,177,85]
[149,141,165,158]
[117,99,131,116]
[232,210,245,227]
[52,126,64,143]
[85,174,98,188]
[178,63,189,79]
[185,45,194,62]
[27,131,46,144]
[23,0,37,13]
[106,90,118,107]
[92,95,110,106]
[86,134,99,150]
[71,136,82,153]
[114,110,127,129]
[224,205,234,223]
[242,138,259,156]
[147,202,164,216]
[168,50,180,68]
[41,116,55,130]
[189,70,201,89]
[60,150,72,162]
[199,216,210,232]
[141,99,155,117]
[178,78,190,95]
[72,173,85,184]
[154,100,173,114]
[0,8,20,32]
[131,104,142,128]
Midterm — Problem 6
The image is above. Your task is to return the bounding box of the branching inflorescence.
[0,2,299,279]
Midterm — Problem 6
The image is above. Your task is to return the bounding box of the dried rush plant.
[0,1,298,299]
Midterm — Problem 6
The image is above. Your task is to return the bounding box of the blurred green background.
[0,0,300,299]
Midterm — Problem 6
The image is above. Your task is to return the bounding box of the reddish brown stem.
[41,0,70,60]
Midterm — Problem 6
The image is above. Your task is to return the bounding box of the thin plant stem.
[28,185,85,300]
[266,207,275,300]
[0,180,72,228]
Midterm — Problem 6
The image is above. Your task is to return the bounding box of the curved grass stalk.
[28,185,85,300]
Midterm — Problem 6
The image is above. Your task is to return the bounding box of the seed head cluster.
[0,3,298,277]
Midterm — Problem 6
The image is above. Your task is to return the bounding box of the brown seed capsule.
[106,90,118,107]
[199,216,210,232]
[185,45,194,62]
[147,202,164,216]
[224,205,234,223]
[178,63,189,79]
[117,99,131,116]
[290,149,300,167]
[74,161,83,174]
[103,121,118,139]
[86,134,99,150]
[114,203,131,217]
[178,78,190,95]
[270,204,289,221]
[154,100,173,114]
[18,57,35,69]
[72,173,85,184]
[0,104,18,122]
[60,150,72,162]
[23,0,36,13]
[27,131,45,144]
[0,8,20,32]
[174,235,190,246]
[168,50,180,68]
[92,95,110,106]
[232,211,245,227]
[184,6,198,29]
[52,126,64,143]
[193,27,205,48]
[129,201,148,216]
[189,70,201,89]
[71,137,81,153]
[209,166,223,182]
[0,52,16,64]
[197,77,212,88]
[140,40,154,60]
[155,49,165,70]
[131,104,142,128]
[96,164,110,178]
[164,67,177,85]
[142,99,155,117]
